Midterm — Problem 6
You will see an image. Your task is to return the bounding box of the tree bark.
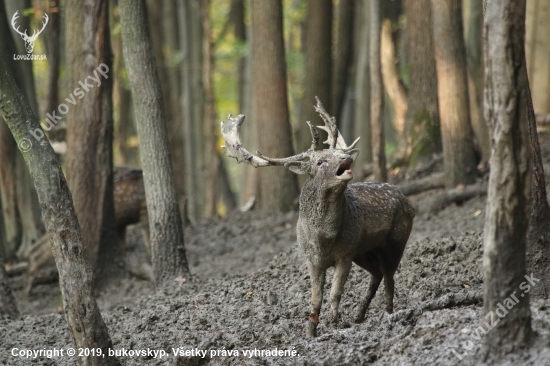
[332,0,354,123]
[397,0,440,166]
[483,0,533,354]
[370,0,386,182]
[297,0,332,156]
[65,0,119,284]
[120,0,191,287]
[179,0,205,223]
[202,0,219,218]
[45,0,61,118]
[431,0,477,188]
[250,0,299,213]
[354,0,372,178]
[0,0,44,260]
[0,46,120,366]
[525,0,550,114]
[0,239,18,319]
[381,19,407,138]
[464,0,491,164]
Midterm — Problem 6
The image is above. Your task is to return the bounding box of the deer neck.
[299,177,347,239]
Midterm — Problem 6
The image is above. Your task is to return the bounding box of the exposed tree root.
[416,184,487,215]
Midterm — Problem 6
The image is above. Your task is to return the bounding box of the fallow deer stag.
[221,97,415,337]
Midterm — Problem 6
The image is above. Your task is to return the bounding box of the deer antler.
[220,99,360,169]
[220,115,310,167]
[313,96,360,151]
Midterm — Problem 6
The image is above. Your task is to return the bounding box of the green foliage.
[409,109,441,164]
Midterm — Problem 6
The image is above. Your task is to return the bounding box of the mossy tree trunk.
[0,47,120,366]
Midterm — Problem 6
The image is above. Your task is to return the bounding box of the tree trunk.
[45,0,61,118]
[482,0,533,354]
[65,0,119,284]
[431,0,477,188]
[332,0,353,123]
[0,0,44,260]
[354,0,372,178]
[370,0,386,182]
[120,0,191,287]
[464,0,491,164]
[0,236,18,319]
[297,0,332,156]
[179,0,205,223]
[231,0,246,113]
[525,0,550,114]
[381,19,407,139]
[250,0,299,213]
[202,0,219,218]
[397,0,440,166]
[526,81,550,299]
[0,46,120,366]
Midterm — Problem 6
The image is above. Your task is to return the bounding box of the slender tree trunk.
[45,0,61,118]
[431,0,477,188]
[483,0,533,354]
[0,46,120,366]
[297,0,332,156]
[398,0,440,166]
[465,0,491,164]
[202,0,219,218]
[250,0,299,213]
[525,0,550,114]
[354,0,372,178]
[525,83,550,299]
[179,0,205,223]
[120,0,191,287]
[66,0,118,283]
[162,0,186,222]
[0,234,18,319]
[232,0,246,113]
[381,19,407,139]
[370,0,386,182]
[332,0,353,123]
[0,0,44,260]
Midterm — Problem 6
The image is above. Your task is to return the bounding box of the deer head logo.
[11,11,49,54]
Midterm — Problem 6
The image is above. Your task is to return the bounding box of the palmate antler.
[220,97,360,167]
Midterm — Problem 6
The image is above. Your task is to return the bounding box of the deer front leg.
[329,260,352,326]
[307,262,326,337]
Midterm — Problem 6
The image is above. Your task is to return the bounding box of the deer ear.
[348,149,360,161]
[284,161,311,175]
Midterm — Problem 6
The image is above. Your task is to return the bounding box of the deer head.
[221,97,360,188]
[11,11,49,54]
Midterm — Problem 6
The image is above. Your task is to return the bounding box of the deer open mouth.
[336,162,352,177]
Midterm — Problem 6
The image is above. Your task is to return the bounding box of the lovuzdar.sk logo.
[11,10,48,61]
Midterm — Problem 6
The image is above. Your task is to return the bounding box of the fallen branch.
[5,262,28,276]
[387,290,483,325]
[416,183,487,215]
[396,173,445,196]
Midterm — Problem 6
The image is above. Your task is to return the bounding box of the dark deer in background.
[11,11,49,54]
[221,98,415,337]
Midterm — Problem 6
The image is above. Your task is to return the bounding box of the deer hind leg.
[307,262,326,337]
[329,260,352,326]
[355,268,383,323]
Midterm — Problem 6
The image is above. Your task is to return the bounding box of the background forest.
[1,0,550,365]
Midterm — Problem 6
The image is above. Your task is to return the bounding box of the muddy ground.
[3,136,550,365]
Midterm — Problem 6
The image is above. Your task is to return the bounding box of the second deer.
[221,98,415,337]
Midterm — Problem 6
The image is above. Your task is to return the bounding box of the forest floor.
[3,133,550,365]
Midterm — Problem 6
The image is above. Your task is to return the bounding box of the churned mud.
[3,135,550,365]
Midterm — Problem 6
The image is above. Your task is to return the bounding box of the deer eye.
[317,160,323,166]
